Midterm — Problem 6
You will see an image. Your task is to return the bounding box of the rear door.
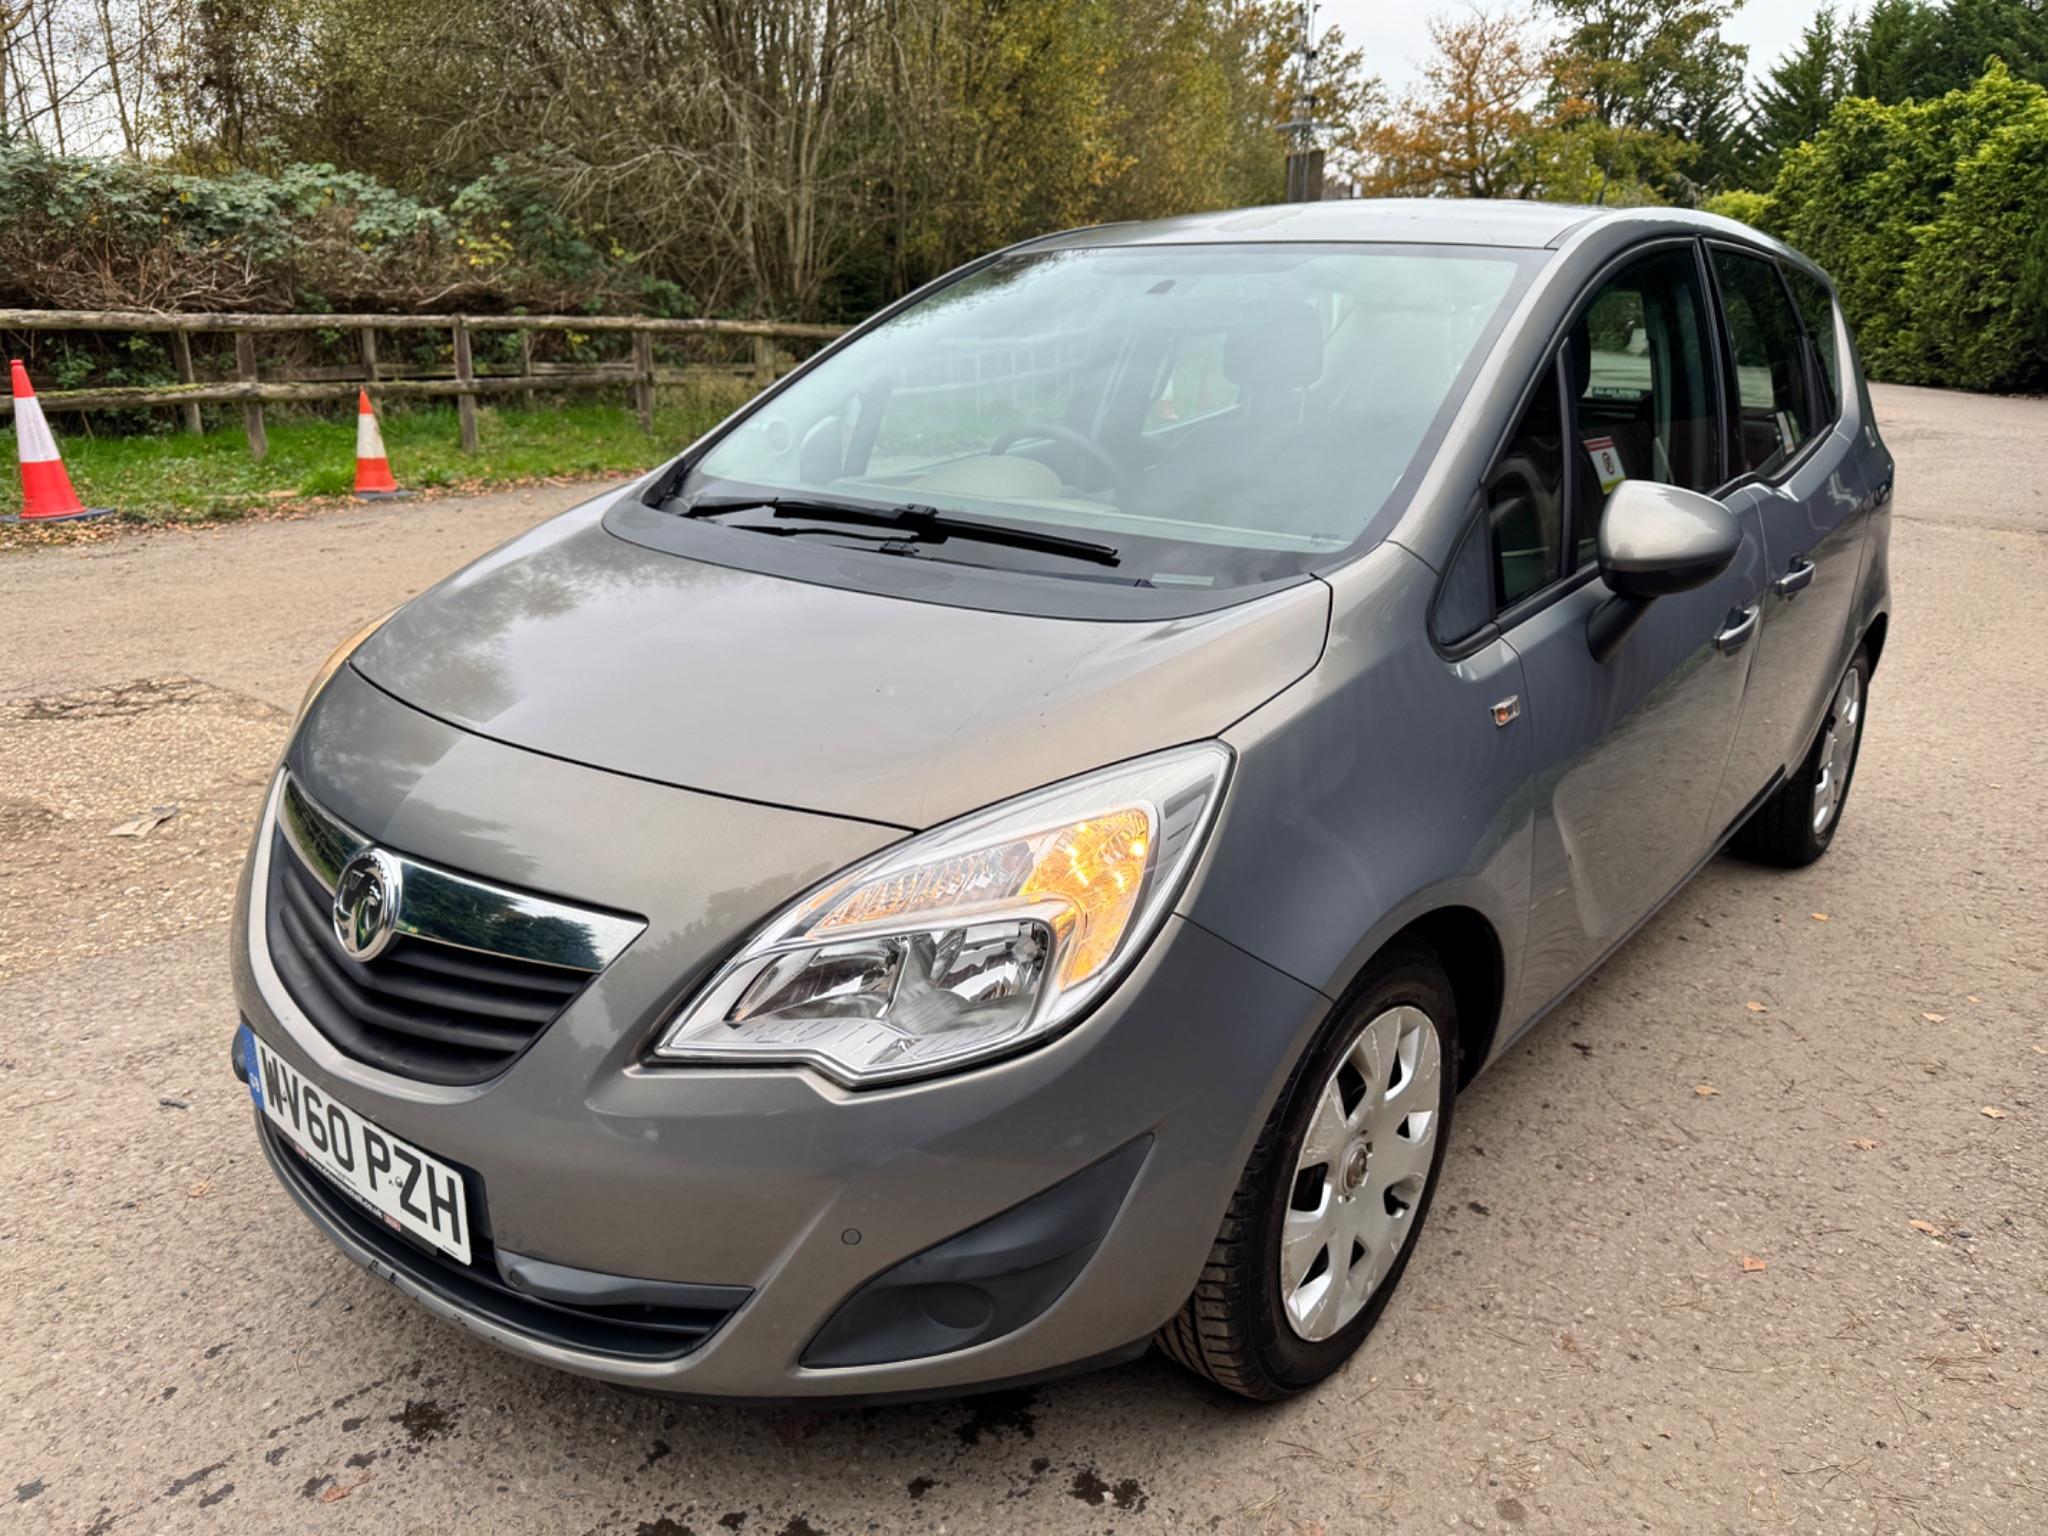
[1707,247,1872,832]
[1434,241,1768,1022]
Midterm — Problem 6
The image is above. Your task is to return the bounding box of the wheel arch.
[1327,903,1509,1093]
[1860,611,1888,675]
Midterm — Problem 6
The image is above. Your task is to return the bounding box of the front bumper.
[233,673,1328,1399]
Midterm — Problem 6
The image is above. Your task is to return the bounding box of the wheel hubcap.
[1341,1143,1370,1191]
[1811,668,1863,835]
[1280,1004,1443,1343]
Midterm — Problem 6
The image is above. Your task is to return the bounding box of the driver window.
[1565,247,1720,567]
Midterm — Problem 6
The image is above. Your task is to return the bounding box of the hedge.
[1721,63,2048,393]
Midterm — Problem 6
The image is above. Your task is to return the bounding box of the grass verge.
[0,384,753,526]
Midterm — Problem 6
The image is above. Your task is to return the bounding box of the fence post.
[233,333,267,461]
[452,321,479,453]
[169,330,203,434]
[359,327,379,384]
[751,333,775,388]
[518,329,535,411]
[632,331,654,434]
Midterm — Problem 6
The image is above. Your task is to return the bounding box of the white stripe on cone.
[14,390,61,463]
[357,402,387,461]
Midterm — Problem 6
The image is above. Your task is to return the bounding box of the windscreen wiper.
[677,494,1122,567]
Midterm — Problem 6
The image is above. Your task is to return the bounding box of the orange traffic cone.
[353,390,402,498]
[6,360,113,523]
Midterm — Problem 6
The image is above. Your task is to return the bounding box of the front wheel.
[1732,647,1871,867]
[1157,941,1458,1400]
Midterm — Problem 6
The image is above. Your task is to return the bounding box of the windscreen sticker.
[1584,435,1627,494]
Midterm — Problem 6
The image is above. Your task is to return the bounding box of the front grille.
[264,826,590,1086]
[260,1117,744,1360]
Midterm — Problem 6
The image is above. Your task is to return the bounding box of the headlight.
[653,742,1232,1087]
[295,610,394,724]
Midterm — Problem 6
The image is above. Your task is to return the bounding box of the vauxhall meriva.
[234,200,1891,1401]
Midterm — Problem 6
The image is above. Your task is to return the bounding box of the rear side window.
[1565,246,1720,566]
[1783,268,1841,423]
[1713,249,1817,479]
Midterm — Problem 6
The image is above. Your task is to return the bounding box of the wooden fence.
[0,309,850,459]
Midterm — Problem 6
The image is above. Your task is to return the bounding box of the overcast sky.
[1316,0,1828,101]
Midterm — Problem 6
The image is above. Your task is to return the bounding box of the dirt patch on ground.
[0,677,287,981]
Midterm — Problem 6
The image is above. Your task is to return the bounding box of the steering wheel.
[990,422,1132,501]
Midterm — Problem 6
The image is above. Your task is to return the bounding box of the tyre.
[1731,647,1871,868]
[1157,941,1458,1400]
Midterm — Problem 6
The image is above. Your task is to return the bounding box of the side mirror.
[1586,481,1741,663]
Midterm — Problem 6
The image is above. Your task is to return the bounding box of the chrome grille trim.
[277,773,643,974]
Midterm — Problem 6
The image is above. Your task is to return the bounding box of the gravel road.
[1,385,2043,1535]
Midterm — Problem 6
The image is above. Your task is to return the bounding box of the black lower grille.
[265,829,587,1085]
[260,1117,743,1360]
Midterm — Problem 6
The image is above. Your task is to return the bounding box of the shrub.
[1766,62,2048,391]
[1701,188,1774,228]
[1899,91,2048,391]
[0,145,657,315]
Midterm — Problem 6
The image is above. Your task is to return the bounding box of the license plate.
[249,1036,472,1264]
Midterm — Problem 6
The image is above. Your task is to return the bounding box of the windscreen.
[686,243,1532,588]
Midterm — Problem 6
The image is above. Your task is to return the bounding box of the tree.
[1537,0,1750,200]
[1751,6,1853,178]
[1852,0,1946,100]
[1,3,21,140]
[1358,10,1544,198]
[1939,0,2048,87]
[1852,0,2048,102]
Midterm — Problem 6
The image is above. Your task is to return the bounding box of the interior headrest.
[1225,298,1323,393]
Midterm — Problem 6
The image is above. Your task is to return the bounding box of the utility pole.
[1279,0,1327,202]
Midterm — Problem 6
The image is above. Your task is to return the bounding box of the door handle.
[1715,604,1760,654]
[1773,558,1816,599]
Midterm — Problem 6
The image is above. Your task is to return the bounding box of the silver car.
[233,199,1892,1402]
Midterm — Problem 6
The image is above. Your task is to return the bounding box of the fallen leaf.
[1693,1083,1719,1097]
[1745,1001,1769,1013]
[1923,1012,1947,1024]
[2032,1045,2047,1056]
[1741,1255,1768,1273]
[318,1473,371,1503]
[1967,995,1982,1004]
[186,1179,211,1198]
[1981,1106,2008,1119]
[1909,1219,1941,1237]
[109,804,180,838]
[1810,912,1829,922]
[1849,1138,1878,1151]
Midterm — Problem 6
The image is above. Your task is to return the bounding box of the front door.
[1499,243,1767,1021]
[1709,250,1874,832]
